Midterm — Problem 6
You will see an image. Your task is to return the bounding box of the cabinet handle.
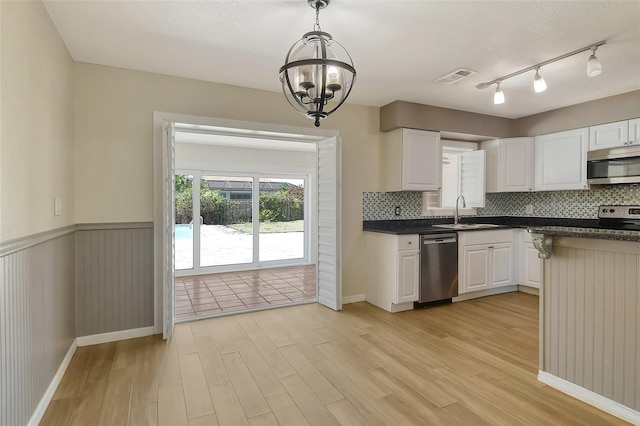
[488,246,494,249]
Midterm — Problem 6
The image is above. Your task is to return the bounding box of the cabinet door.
[535,128,588,191]
[481,139,501,193]
[490,243,514,287]
[589,120,629,151]
[461,245,489,293]
[521,243,541,288]
[629,118,640,146]
[395,250,419,303]
[501,137,534,192]
[402,129,441,191]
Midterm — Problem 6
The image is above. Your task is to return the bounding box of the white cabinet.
[383,128,441,191]
[630,118,640,145]
[520,230,542,289]
[482,137,534,192]
[365,233,419,312]
[534,128,588,191]
[396,250,420,304]
[589,118,640,151]
[458,229,515,295]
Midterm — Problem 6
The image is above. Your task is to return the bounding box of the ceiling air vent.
[436,68,477,85]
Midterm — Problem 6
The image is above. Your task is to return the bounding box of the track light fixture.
[477,41,605,104]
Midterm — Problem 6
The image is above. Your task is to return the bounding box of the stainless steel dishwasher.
[418,233,458,303]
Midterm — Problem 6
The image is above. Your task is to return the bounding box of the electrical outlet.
[394,206,401,216]
[525,204,533,215]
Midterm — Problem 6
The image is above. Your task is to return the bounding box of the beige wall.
[380,100,514,137]
[380,92,640,140]
[0,1,75,242]
[513,90,640,136]
[75,63,382,297]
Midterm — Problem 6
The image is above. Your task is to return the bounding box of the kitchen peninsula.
[528,227,640,424]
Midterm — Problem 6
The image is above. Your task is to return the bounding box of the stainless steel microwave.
[587,145,640,184]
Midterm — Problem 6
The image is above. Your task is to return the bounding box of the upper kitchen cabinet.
[383,128,441,191]
[535,128,588,191]
[482,137,534,192]
[588,119,640,150]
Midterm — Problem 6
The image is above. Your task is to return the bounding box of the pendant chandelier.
[279,0,356,127]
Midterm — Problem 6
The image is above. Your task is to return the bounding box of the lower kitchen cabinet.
[396,249,420,303]
[365,232,419,312]
[520,230,542,289]
[458,230,515,294]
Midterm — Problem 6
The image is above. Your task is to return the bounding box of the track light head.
[494,82,505,105]
[587,47,602,77]
[534,68,547,93]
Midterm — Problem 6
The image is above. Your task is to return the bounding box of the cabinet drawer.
[397,234,419,251]
[460,229,513,246]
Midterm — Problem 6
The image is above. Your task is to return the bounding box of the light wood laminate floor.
[41,292,629,425]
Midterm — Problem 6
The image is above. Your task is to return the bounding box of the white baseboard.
[517,285,539,296]
[28,339,78,426]
[538,371,640,425]
[452,285,517,302]
[342,294,365,304]
[76,326,156,347]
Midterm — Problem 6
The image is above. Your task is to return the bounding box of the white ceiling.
[43,1,640,119]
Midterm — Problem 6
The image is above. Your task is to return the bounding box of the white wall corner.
[342,294,365,304]
[76,326,156,347]
[537,371,640,425]
[28,339,78,426]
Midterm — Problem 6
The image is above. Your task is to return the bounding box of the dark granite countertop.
[362,216,640,241]
[363,216,601,235]
[527,225,640,242]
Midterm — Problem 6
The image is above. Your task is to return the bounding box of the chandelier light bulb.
[587,47,602,77]
[494,82,505,104]
[534,69,547,93]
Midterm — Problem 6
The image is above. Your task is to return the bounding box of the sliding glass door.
[200,175,254,267]
[259,177,305,262]
[176,171,308,274]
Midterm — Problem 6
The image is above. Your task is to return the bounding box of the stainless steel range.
[598,205,640,230]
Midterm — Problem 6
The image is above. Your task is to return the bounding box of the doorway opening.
[154,114,342,338]
[173,170,315,320]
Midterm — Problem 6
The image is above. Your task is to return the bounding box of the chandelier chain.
[314,6,321,31]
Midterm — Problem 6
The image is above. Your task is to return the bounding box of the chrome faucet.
[454,194,466,225]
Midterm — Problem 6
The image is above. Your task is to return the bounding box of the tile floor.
[174,264,317,320]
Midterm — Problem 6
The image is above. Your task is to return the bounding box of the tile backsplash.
[363,184,640,221]
[362,191,423,220]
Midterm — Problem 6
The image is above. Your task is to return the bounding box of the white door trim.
[152,112,339,334]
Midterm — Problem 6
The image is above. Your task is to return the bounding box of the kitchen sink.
[432,223,501,230]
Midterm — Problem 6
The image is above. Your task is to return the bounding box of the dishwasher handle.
[423,237,457,245]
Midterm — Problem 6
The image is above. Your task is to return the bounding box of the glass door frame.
[175,169,311,277]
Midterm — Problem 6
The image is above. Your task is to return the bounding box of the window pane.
[259,178,305,262]
[175,174,194,270]
[200,175,253,267]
